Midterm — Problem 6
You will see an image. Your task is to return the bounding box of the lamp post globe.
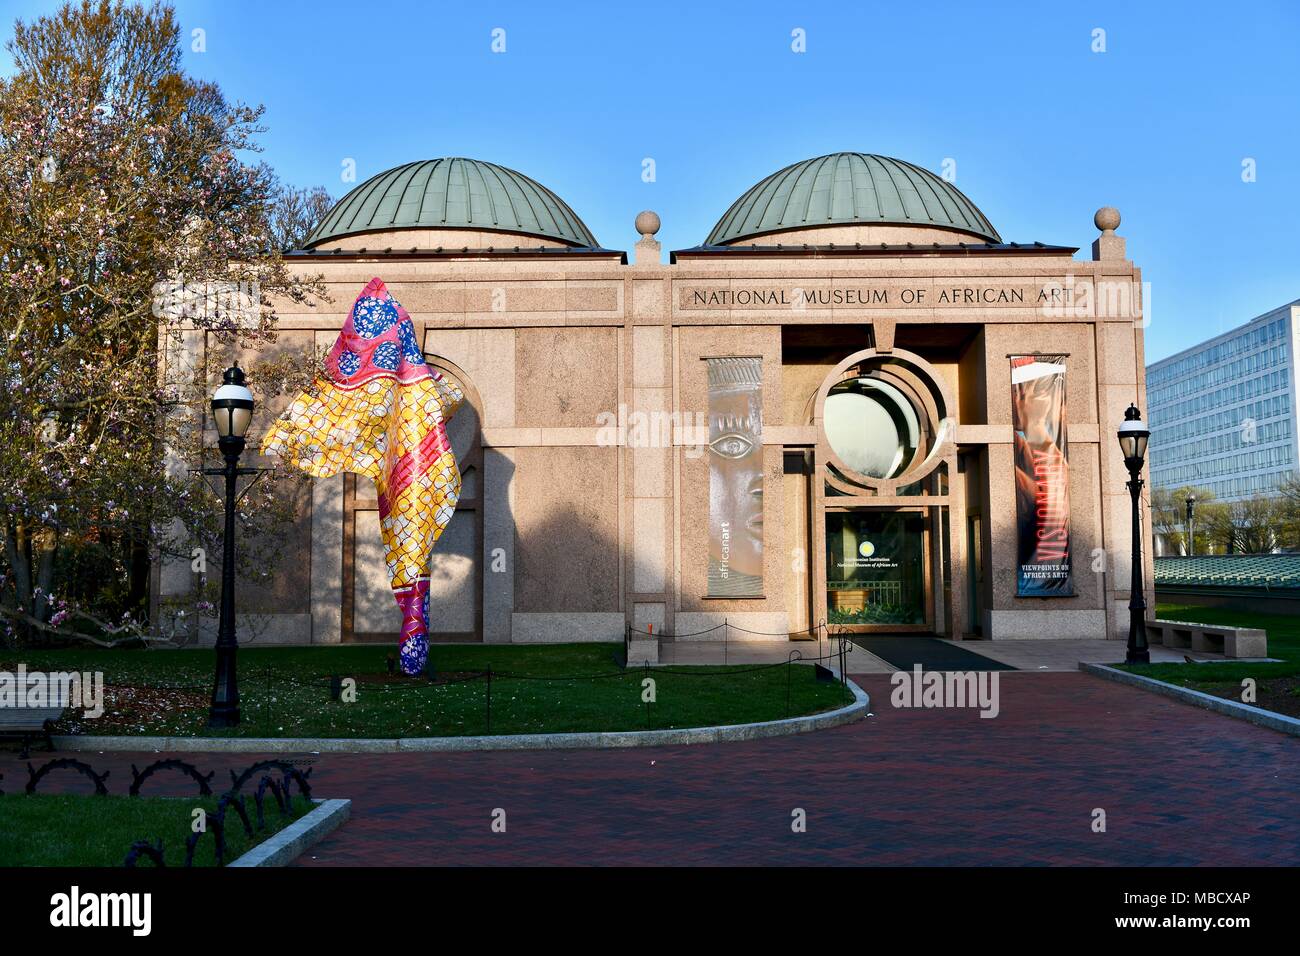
[1118,404,1150,665]
[208,363,254,728]
[212,364,254,448]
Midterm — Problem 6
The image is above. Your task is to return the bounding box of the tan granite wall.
[515,327,618,428]
[512,445,620,613]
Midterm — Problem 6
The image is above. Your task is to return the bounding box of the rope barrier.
[625,621,826,639]
[65,632,858,716]
[723,623,823,637]
[625,622,728,639]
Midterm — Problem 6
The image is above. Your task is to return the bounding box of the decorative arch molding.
[341,354,486,642]
[812,347,957,497]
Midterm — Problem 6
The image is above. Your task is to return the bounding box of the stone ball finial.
[635,209,661,239]
[1094,206,1121,234]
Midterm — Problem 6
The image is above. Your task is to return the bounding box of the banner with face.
[706,357,764,597]
[1010,355,1074,597]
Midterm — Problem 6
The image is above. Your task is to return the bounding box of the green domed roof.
[305,158,599,249]
[706,153,1000,245]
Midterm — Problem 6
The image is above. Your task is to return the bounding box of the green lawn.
[0,643,852,738]
[1121,603,1300,717]
[0,792,312,867]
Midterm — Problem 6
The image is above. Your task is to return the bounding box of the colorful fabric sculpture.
[261,278,463,675]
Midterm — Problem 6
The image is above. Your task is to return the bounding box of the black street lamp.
[1185,493,1197,557]
[207,363,255,727]
[1118,404,1150,665]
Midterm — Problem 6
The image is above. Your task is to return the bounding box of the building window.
[823,377,920,480]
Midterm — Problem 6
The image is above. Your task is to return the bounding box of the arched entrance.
[811,348,958,634]
[341,356,485,642]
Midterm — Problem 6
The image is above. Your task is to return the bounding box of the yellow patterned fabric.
[261,278,463,673]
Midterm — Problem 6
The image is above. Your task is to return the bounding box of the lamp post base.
[207,705,241,729]
[1123,464,1150,667]
[1126,606,1150,665]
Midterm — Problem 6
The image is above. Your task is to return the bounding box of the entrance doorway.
[808,347,957,638]
[825,509,931,631]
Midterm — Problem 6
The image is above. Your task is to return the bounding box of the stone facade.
[155,164,1154,652]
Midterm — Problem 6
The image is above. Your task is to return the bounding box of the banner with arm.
[1010,355,1073,597]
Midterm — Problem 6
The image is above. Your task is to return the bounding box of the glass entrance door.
[825,510,929,629]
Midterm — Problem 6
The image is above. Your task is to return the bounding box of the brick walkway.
[4,673,1297,865]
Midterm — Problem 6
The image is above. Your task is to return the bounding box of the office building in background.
[1147,300,1300,502]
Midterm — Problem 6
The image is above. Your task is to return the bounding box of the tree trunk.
[127,532,151,622]
[33,527,57,621]
[3,521,32,642]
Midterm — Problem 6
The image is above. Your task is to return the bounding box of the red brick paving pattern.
[4,673,1296,865]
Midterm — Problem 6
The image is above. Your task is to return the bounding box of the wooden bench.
[0,684,69,758]
[1146,619,1268,659]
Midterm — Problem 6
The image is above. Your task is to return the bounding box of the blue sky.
[2,0,1297,361]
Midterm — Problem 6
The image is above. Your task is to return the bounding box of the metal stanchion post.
[786,659,792,718]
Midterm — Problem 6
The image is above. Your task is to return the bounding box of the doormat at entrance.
[851,636,1016,672]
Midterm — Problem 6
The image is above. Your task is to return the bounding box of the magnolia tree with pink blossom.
[0,1,327,645]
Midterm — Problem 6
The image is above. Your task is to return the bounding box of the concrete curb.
[53,678,869,754]
[1080,662,1300,737]
[227,798,351,867]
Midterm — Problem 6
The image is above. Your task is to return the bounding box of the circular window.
[824,377,920,479]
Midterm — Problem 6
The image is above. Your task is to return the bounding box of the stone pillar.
[633,209,662,266]
[1091,206,1126,262]
[628,211,667,663]
[310,474,343,643]
[155,326,205,645]
[483,447,515,643]
[1090,207,1152,639]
